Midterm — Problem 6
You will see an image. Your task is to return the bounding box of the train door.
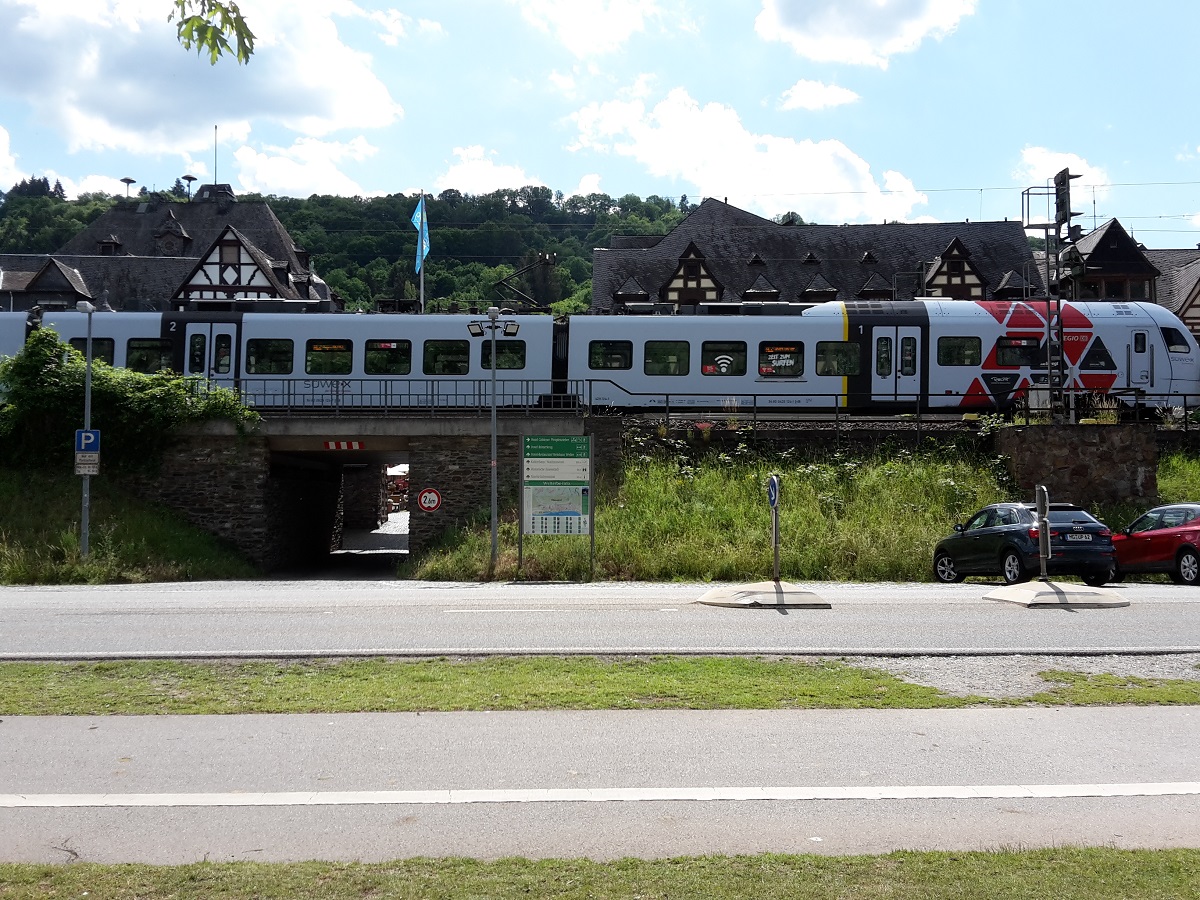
[183,321,239,389]
[871,326,921,406]
[1126,329,1151,389]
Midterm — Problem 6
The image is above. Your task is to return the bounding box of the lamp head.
[76,301,96,314]
[466,321,485,338]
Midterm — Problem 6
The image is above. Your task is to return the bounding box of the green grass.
[4,656,1200,715]
[0,469,257,584]
[0,849,1196,898]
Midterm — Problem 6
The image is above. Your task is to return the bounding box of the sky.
[2,1,1200,248]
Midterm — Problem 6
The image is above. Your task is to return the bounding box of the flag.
[411,194,429,273]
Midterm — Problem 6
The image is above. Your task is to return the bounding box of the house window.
[126,339,174,374]
[948,260,964,276]
[306,339,352,375]
[68,337,115,367]
[423,339,471,375]
[644,341,690,376]
[1130,280,1148,300]
[937,336,982,366]
[683,262,700,279]
[219,242,239,265]
[588,340,633,370]
[1104,280,1125,300]
[246,338,294,375]
[759,342,802,378]
[481,339,526,370]
[701,341,747,376]
[365,339,411,375]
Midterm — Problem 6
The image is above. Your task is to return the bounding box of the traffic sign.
[417,487,442,512]
[75,429,100,453]
[767,474,780,509]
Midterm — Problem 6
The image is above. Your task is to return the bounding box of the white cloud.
[0,126,21,190]
[233,136,380,196]
[573,173,603,196]
[434,146,544,195]
[779,79,860,111]
[0,1,403,179]
[569,87,927,222]
[513,0,666,57]
[756,0,977,68]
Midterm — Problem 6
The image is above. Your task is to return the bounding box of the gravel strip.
[840,653,1200,699]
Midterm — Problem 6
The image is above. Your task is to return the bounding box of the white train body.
[5,298,1199,412]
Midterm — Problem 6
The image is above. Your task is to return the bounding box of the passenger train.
[2,298,1198,412]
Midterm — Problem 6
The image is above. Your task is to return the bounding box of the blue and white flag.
[411,194,430,273]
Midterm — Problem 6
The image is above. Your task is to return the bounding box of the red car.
[1111,503,1200,585]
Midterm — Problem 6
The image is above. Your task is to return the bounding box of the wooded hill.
[1,183,784,314]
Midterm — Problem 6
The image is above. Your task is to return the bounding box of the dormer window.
[684,262,700,278]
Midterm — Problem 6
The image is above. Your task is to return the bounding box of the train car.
[232,312,558,409]
[565,298,1200,412]
[0,312,28,363]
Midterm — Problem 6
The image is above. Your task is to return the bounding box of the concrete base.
[984,580,1129,609]
[695,580,830,609]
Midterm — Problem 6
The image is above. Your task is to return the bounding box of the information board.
[522,436,591,535]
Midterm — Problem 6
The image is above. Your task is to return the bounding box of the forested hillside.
[0,180,750,314]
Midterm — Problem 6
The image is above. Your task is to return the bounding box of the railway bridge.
[116,409,622,572]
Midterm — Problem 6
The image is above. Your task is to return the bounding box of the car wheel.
[1000,550,1029,585]
[1081,571,1109,587]
[1108,564,1125,584]
[1171,548,1200,585]
[934,552,965,583]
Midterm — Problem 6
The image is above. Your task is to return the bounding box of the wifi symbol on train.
[714,354,735,373]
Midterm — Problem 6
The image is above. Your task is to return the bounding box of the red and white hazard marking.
[323,441,363,450]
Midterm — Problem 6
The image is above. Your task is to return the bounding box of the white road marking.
[3,783,1198,808]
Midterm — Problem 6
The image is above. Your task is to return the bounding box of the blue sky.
[1,1,1199,247]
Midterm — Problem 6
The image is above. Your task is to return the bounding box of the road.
[1,579,1198,863]
[1,580,1198,658]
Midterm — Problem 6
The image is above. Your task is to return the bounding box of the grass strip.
[0,849,1198,899]
[3,657,1200,716]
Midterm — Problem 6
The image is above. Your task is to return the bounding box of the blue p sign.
[75,429,101,453]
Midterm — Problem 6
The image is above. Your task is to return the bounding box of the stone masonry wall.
[993,424,1157,507]
[342,464,387,530]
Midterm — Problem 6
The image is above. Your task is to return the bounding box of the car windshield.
[1047,509,1098,525]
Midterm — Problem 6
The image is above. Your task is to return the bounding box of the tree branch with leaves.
[169,0,256,65]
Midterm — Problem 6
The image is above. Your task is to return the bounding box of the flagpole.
[418,190,425,314]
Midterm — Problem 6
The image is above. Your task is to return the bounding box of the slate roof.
[592,198,1042,311]
[0,186,332,311]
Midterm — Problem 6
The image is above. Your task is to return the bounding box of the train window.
[482,339,526,370]
[188,334,205,374]
[365,339,412,375]
[424,339,471,375]
[814,341,861,376]
[126,338,173,374]
[214,333,232,375]
[900,336,917,376]
[1134,332,1147,353]
[701,341,747,376]
[306,339,353,375]
[1162,327,1191,353]
[68,337,115,367]
[759,342,801,378]
[246,339,294,375]
[645,341,690,376]
[1080,338,1117,370]
[875,337,892,377]
[995,336,1043,368]
[937,336,981,367]
[588,340,633,370]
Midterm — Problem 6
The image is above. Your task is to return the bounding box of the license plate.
[1065,533,1092,541]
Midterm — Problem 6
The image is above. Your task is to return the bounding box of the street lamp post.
[77,300,95,558]
[467,306,519,577]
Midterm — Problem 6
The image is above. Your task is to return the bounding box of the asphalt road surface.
[1,580,1198,659]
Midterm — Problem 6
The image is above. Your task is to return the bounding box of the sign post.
[1035,484,1050,581]
[519,436,593,579]
[767,474,781,582]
